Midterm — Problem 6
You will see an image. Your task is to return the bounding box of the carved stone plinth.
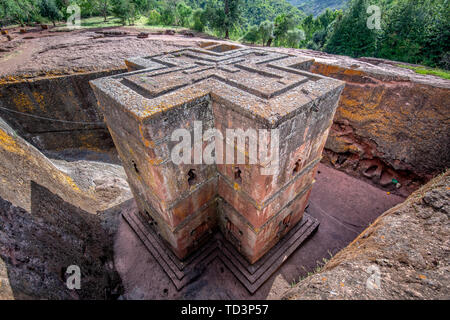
[91,46,343,269]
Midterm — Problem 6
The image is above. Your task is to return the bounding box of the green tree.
[301,14,316,40]
[318,8,338,30]
[186,0,304,30]
[75,0,112,21]
[147,8,161,25]
[1,0,28,26]
[203,1,225,36]
[242,24,259,43]
[273,13,296,45]
[286,28,305,48]
[301,9,342,50]
[191,8,206,32]
[176,1,192,27]
[324,0,378,57]
[39,0,62,26]
[239,0,305,27]
[258,20,274,46]
[308,29,327,49]
[160,5,175,25]
[1,0,43,26]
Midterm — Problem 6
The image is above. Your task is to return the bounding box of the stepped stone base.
[122,202,319,294]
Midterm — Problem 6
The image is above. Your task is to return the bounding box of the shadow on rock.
[0,181,125,299]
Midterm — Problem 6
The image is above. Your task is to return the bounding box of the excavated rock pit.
[268,48,450,197]
[0,27,448,299]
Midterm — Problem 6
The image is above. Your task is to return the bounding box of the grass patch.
[50,16,190,33]
[80,16,123,28]
[50,16,122,32]
[398,64,450,80]
[290,251,335,288]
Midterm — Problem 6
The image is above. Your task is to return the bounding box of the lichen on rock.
[282,170,449,300]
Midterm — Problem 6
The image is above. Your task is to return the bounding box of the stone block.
[91,47,344,262]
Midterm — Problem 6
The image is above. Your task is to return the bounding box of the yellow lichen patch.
[338,87,383,111]
[312,63,366,79]
[0,76,22,85]
[311,63,342,77]
[62,175,80,192]
[0,129,25,155]
[32,91,46,111]
[148,158,163,166]
[139,124,155,148]
[343,68,364,77]
[233,182,241,191]
[79,132,98,150]
[13,92,34,113]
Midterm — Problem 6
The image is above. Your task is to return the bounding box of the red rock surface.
[283,170,449,300]
[113,163,404,299]
[271,48,450,197]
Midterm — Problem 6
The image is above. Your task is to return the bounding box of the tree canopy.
[0,0,447,69]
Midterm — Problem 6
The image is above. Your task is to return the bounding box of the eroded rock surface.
[270,48,450,196]
[0,28,199,151]
[0,187,123,300]
[0,116,132,299]
[281,170,449,300]
[0,29,448,300]
[0,116,131,213]
[1,31,447,193]
[0,28,206,77]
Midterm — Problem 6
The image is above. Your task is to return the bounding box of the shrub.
[258,20,274,46]
[242,25,259,43]
[176,1,192,27]
[192,8,206,32]
[147,9,161,25]
[160,6,175,26]
[286,28,305,48]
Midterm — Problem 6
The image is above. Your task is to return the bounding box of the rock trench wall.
[0,186,123,300]
[0,45,448,196]
[0,69,125,151]
[0,117,130,299]
[308,61,450,196]
[281,170,449,300]
[0,118,130,300]
[0,39,448,299]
